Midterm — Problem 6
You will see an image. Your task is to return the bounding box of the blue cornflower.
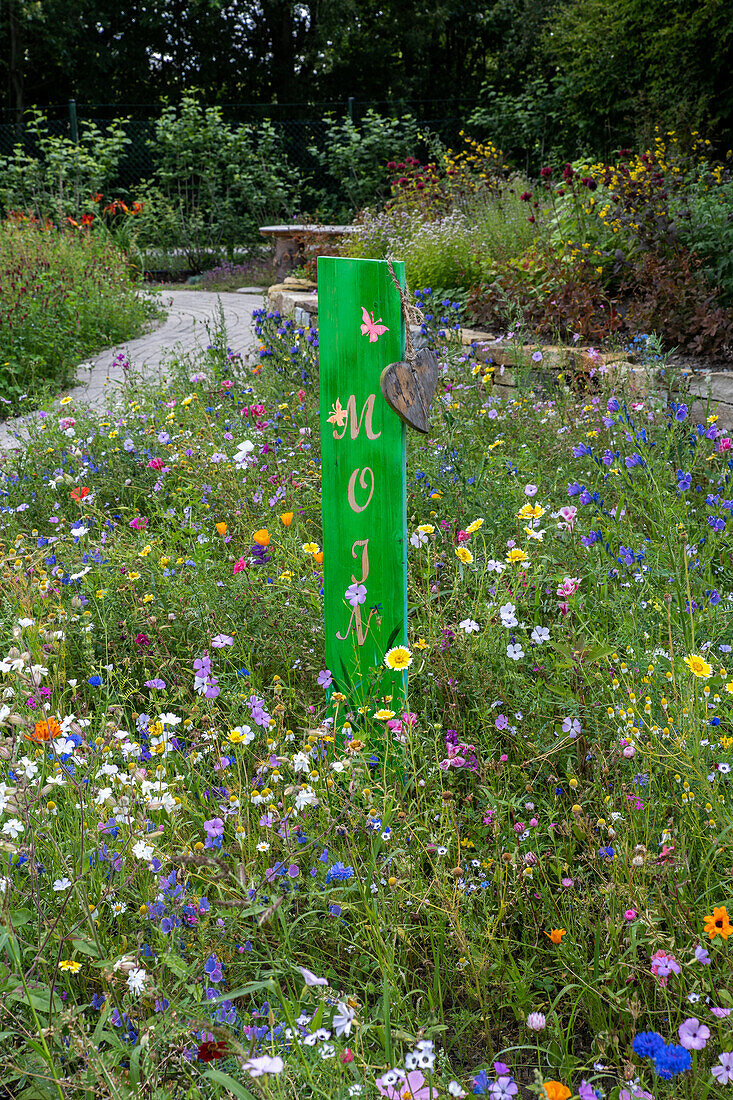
[654,1043,692,1078]
[633,1030,665,1058]
[472,1069,490,1094]
[87,675,102,687]
[326,862,354,883]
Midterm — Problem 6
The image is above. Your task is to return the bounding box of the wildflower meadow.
[1,296,733,1100]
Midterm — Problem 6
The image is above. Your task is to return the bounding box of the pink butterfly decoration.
[360,306,389,343]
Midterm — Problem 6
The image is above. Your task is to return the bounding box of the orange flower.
[313,551,323,564]
[215,522,227,536]
[280,512,294,526]
[253,529,270,547]
[545,928,566,944]
[70,487,90,502]
[27,716,63,743]
[543,1083,571,1100]
[704,906,733,940]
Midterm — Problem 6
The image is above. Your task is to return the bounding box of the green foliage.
[307,109,426,218]
[133,93,303,268]
[0,220,160,414]
[0,110,131,223]
[674,176,733,308]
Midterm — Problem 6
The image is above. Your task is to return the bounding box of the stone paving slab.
[0,289,265,453]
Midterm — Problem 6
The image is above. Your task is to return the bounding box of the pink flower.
[624,909,637,921]
[650,948,680,986]
[129,517,148,530]
[524,483,538,496]
[148,457,165,469]
[718,437,732,452]
[557,506,578,531]
[233,558,246,573]
[556,576,581,598]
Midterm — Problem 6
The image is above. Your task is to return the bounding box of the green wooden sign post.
[318,256,408,707]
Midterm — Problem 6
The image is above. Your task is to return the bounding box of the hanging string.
[386,257,425,363]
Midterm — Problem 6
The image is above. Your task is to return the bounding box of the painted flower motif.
[345,582,367,606]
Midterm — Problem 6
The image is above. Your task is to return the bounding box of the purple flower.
[317,669,333,689]
[531,350,543,362]
[694,944,711,965]
[494,714,509,730]
[712,1051,733,1085]
[211,634,234,647]
[344,582,367,606]
[144,678,166,690]
[678,1017,709,1050]
[204,817,225,839]
[490,1078,518,1099]
[562,716,581,737]
[203,954,223,983]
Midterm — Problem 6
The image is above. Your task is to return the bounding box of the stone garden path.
[0,288,265,452]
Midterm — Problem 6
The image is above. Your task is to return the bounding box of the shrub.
[0,218,160,414]
[307,109,427,218]
[134,93,302,269]
[0,110,131,224]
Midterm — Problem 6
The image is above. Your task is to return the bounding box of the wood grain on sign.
[318,256,408,705]
[380,345,439,434]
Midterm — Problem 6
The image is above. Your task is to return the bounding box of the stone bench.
[259,224,356,280]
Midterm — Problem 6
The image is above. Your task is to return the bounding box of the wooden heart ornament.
[380,346,439,434]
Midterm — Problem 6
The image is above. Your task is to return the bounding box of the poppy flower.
[543,1084,571,1100]
[70,487,90,502]
[704,906,733,940]
[280,512,293,526]
[253,529,270,546]
[545,928,566,944]
[215,522,227,536]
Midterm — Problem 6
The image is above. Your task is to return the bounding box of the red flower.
[540,166,553,179]
[197,1040,229,1062]
[520,191,532,201]
[70,487,90,501]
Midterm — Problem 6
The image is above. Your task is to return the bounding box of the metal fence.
[0,99,479,191]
